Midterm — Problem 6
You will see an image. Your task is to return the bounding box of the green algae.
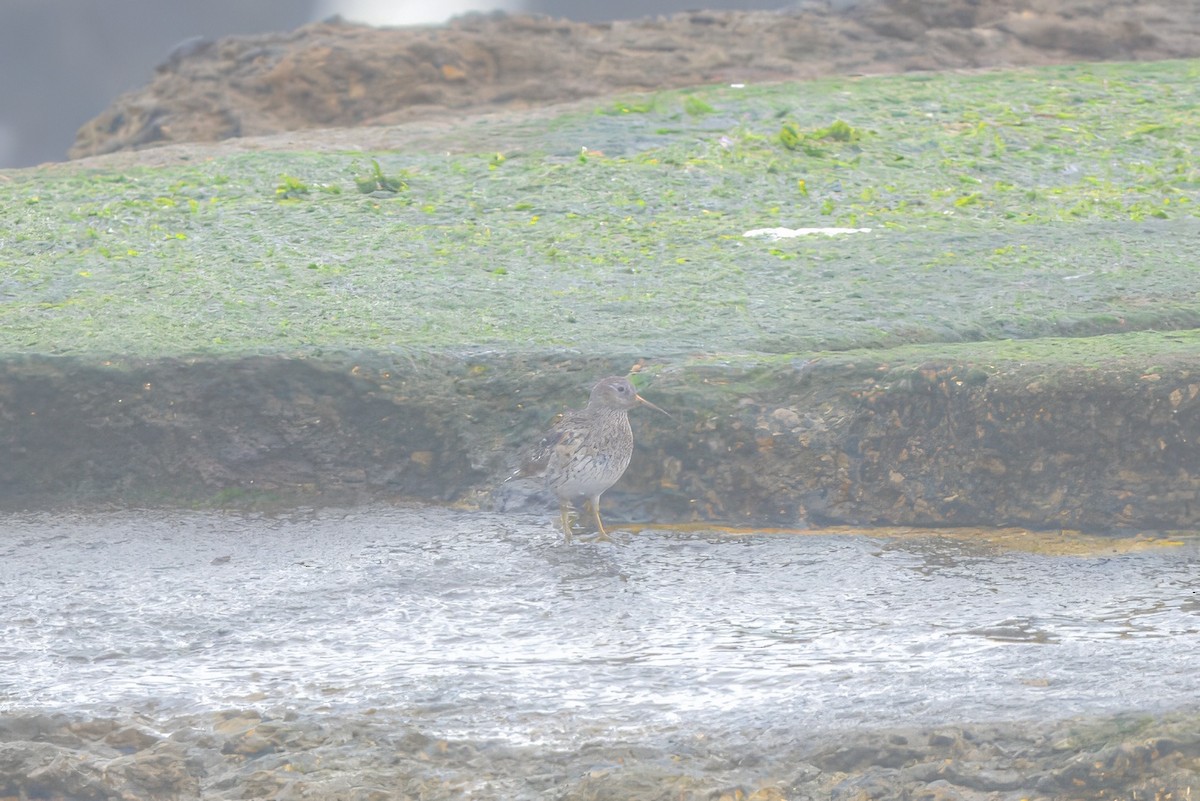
[2,60,1199,362]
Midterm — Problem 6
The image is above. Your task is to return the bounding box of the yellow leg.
[558,502,575,543]
[588,496,614,542]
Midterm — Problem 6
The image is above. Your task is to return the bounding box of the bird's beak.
[635,394,672,418]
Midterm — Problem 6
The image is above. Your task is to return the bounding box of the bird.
[511,375,669,542]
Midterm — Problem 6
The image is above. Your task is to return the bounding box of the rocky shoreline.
[2,706,1197,800]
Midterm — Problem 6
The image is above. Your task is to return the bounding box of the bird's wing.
[513,412,568,478]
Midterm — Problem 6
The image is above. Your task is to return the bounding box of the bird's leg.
[558,502,575,543]
[588,495,615,542]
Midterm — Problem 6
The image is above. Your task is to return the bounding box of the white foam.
[743,227,872,239]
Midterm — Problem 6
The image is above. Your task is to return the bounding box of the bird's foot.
[558,506,580,543]
[578,528,627,545]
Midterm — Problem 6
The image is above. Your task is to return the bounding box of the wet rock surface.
[69,0,1200,159]
[3,503,1196,800]
[670,359,1200,532]
[8,505,1192,719]
[2,354,1197,532]
[1,708,1198,800]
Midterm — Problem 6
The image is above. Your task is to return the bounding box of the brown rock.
[69,0,1200,160]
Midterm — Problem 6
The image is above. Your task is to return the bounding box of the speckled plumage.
[514,376,668,541]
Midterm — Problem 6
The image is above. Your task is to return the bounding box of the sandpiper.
[512,376,669,541]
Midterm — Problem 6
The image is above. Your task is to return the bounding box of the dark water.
[1,506,1197,749]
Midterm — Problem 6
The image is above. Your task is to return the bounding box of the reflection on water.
[0,506,1196,747]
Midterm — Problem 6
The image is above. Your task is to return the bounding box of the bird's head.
[589,376,670,417]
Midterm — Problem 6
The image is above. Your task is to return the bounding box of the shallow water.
[1,506,1197,750]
